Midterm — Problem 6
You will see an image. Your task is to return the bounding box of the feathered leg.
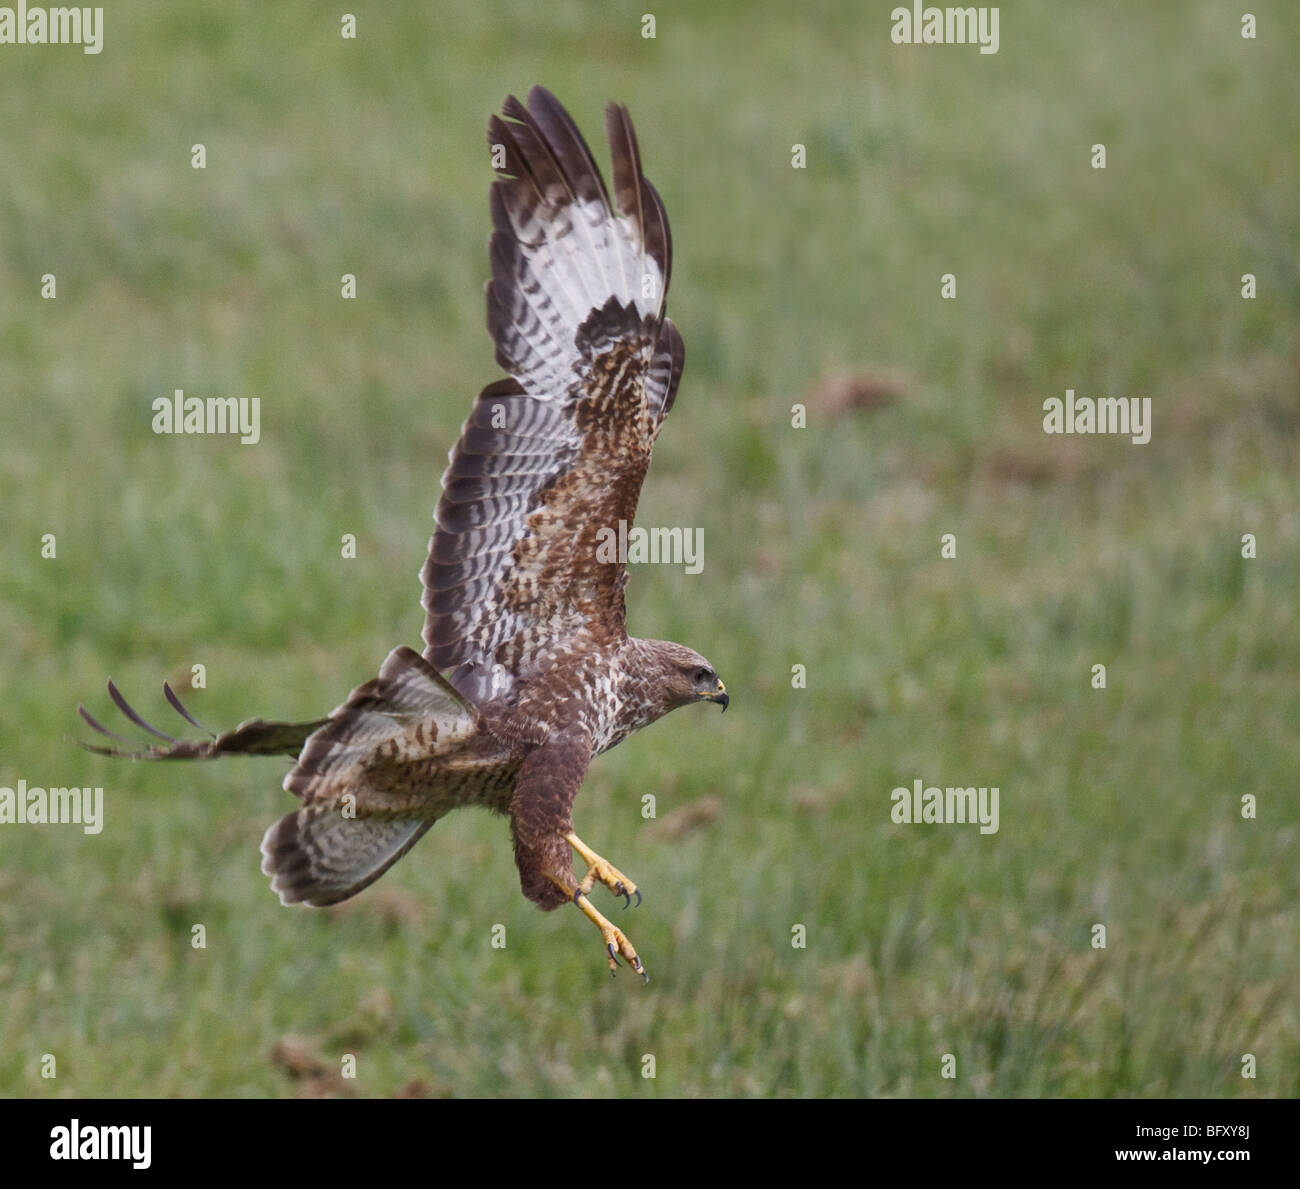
[511,732,648,982]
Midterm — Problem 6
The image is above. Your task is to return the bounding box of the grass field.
[1,1,1297,1097]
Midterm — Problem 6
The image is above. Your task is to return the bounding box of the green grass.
[0,0,1297,1097]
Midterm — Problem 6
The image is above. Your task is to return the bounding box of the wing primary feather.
[526,85,617,306]
[641,178,672,317]
[604,102,646,309]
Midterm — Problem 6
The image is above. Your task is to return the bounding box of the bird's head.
[647,640,728,713]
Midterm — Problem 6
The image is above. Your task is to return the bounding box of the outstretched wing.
[421,86,685,702]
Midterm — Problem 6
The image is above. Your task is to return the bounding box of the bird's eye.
[692,667,711,683]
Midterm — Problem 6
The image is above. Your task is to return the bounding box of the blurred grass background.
[0,0,1296,1097]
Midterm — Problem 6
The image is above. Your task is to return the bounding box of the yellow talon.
[564,829,641,907]
[576,890,646,980]
[547,831,649,982]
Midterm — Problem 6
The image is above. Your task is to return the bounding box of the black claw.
[573,888,584,906]
[607,942,622,967]
[615,882,631,909]
[633,889,642,908]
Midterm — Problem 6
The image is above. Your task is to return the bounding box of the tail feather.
[260,811,434,907]
[261,646,478,907]
[76,679,326,760]
[79,647,480,908]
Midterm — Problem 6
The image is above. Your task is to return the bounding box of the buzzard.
[79,87,728,982]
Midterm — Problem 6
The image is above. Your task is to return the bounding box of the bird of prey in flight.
[80,86,728,982]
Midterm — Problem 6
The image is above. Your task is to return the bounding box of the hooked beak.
[706,680,728,712]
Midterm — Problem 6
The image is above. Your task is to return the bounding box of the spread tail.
[260,646,478,907]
